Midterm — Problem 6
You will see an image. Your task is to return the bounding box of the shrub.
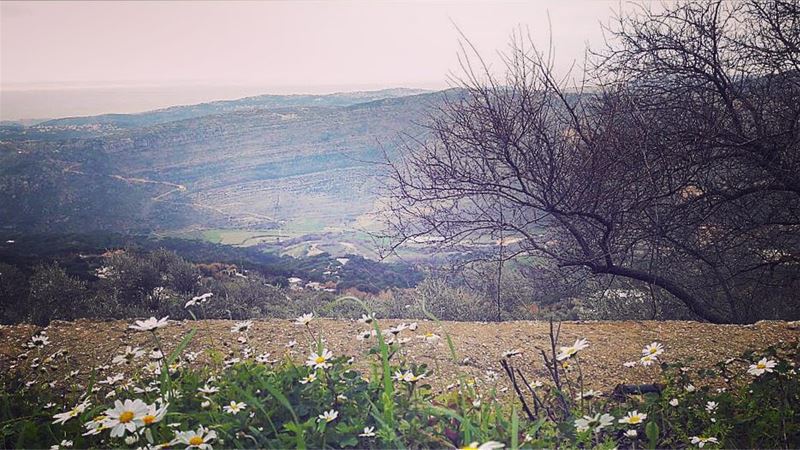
[27,263,88,325]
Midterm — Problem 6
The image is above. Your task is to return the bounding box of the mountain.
[0,88,430,140]
[0,89,453,236]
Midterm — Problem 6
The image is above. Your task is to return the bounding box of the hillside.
[0,89,451,236]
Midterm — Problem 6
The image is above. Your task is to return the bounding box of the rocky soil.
[2,319,798,395]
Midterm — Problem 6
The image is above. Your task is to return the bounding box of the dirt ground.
[2,318,798,395]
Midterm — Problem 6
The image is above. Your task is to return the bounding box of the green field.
[177,218,330,247]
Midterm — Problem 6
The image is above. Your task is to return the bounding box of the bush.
[27,263,88,325]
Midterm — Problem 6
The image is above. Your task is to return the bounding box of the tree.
[385,0,800,323]
[27,263,88,325]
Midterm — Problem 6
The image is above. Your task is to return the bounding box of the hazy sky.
[1,0,625,119]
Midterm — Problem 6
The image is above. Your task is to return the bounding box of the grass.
[1,309,798,449]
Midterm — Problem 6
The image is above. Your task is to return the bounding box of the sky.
[0,0,625,120]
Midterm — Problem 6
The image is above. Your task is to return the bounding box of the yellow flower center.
[315,356,326,364]
[189,436,204,446]
[630,416,642,423]
[757,362,766,369]
[119,411,135,423]
[649,348,658,354]
[143,415,156,425]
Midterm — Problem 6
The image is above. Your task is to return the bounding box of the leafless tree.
[384,0,800,323]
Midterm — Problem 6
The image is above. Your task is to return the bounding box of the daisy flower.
[625,430,638,438]
[387,323,408,335]
[642,342,664,357]
[705,401,718,413]
[28,333,50,348]
[104,398,150,437]
[99,373,124,385]
[357,314,375,324]
[50,439,74,449]
[359,426,376,437]
[575,389,602,400]
[186,292,213,308]
[112,346,145,365]
[556,338,589,361]
[394,370,425,383]
[317,409,339,423]
[173,426,217,450]
[669,398,679,406]
[197,384,219,395]
[459,441,505,450]
[405,371,426,382]
[230,321,252,333]
[294,313,314,326]
[574,413,615,433]
[129,317,169,332]
[690,436,719,448]
[82,415,108,436]
[223,400,247,414]
[748,357,777,376]
[640,354,658,366]
[52,398,91,425]
[142,402,168,426]
[300,373,317,384]
[223,357,240,368]
[306,349,333,370]
[418,332,441,343]
[619,410,647,425]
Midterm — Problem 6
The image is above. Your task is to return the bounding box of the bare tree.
[384,0,800,323]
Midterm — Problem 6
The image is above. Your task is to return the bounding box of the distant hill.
[35,88,430,129]
[0,89,457,234]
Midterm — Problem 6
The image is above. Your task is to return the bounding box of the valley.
[0,89,454,258]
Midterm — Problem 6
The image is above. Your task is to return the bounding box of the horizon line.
[0,84,450,122]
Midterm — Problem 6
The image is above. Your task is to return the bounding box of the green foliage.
[0,233,422,324]
[1,315,798,449]
[27,263,88,325]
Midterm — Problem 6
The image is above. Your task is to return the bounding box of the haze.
[1,0,623,120]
